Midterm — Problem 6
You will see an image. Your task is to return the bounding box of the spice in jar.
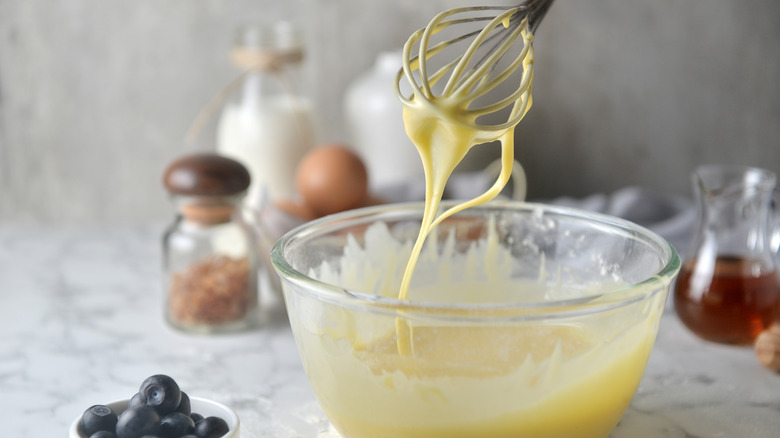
[162,153,260,333]
[168,255,252,325]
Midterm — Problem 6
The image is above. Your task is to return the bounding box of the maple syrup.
[674,256,780,345]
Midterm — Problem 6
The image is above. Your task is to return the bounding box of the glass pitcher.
[674,164,780,345]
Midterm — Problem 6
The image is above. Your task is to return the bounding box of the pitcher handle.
[772,189,780,256]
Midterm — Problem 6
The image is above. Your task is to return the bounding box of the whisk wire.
[464,12,527,91]
[396,11,523,103]
[413,6,519,99]
[462,27,532,107]
[443,8,519,97]
[402,26,493,101]
[452,14,527,99]
[398,31,427,103]
[471,63,532,121]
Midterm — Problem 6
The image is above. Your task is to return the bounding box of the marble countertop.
[2,224,780,437]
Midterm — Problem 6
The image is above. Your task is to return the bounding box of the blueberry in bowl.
[70,375,239,438]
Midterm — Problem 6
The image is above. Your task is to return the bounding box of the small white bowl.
[69,396,240,438]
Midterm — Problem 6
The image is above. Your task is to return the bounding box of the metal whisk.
[392,2,554,355]
[394,0,553,132]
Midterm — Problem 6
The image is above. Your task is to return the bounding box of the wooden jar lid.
[163,153,250,196]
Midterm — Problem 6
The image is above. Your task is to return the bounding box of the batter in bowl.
[298,220,664,438]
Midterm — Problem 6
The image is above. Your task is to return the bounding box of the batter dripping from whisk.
[394,3,548,355]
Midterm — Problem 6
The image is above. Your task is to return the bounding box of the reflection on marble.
[1,225,779,437]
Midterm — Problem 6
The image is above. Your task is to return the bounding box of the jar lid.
[163,153,250,196]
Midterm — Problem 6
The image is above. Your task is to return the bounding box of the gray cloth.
[374,174,697,257]
[548,186,696,257]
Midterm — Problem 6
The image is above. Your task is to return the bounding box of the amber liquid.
[674,256,780,344]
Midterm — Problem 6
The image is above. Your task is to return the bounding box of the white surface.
[2,220,780,437]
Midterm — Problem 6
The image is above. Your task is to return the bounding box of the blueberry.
[193,416,229,438]
[128,392,146,409]
[80,404,118,436]
[159,412,195,437]
[139,375,181,416]
[175,392,191,416]
[89,431,117,438]
[116,405,160,438]
[189,413,204,424]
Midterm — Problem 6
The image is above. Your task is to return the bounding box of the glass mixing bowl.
[272,202,680,438]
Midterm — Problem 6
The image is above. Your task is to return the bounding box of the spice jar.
[162,153,259,333]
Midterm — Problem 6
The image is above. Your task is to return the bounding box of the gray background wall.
[1,0,778,225]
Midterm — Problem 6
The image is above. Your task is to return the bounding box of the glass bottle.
[674,164,780,344]
[216,22,316,211]
[162,153,259,333]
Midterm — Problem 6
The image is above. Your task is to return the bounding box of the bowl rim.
[69,396,239,438]
[271,201,681,321]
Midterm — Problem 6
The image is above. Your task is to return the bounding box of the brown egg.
[296,143,368,217]
[360,194,386,208]
[275,198,316,221]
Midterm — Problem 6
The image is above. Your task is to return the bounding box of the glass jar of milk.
[217,22,316,211]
